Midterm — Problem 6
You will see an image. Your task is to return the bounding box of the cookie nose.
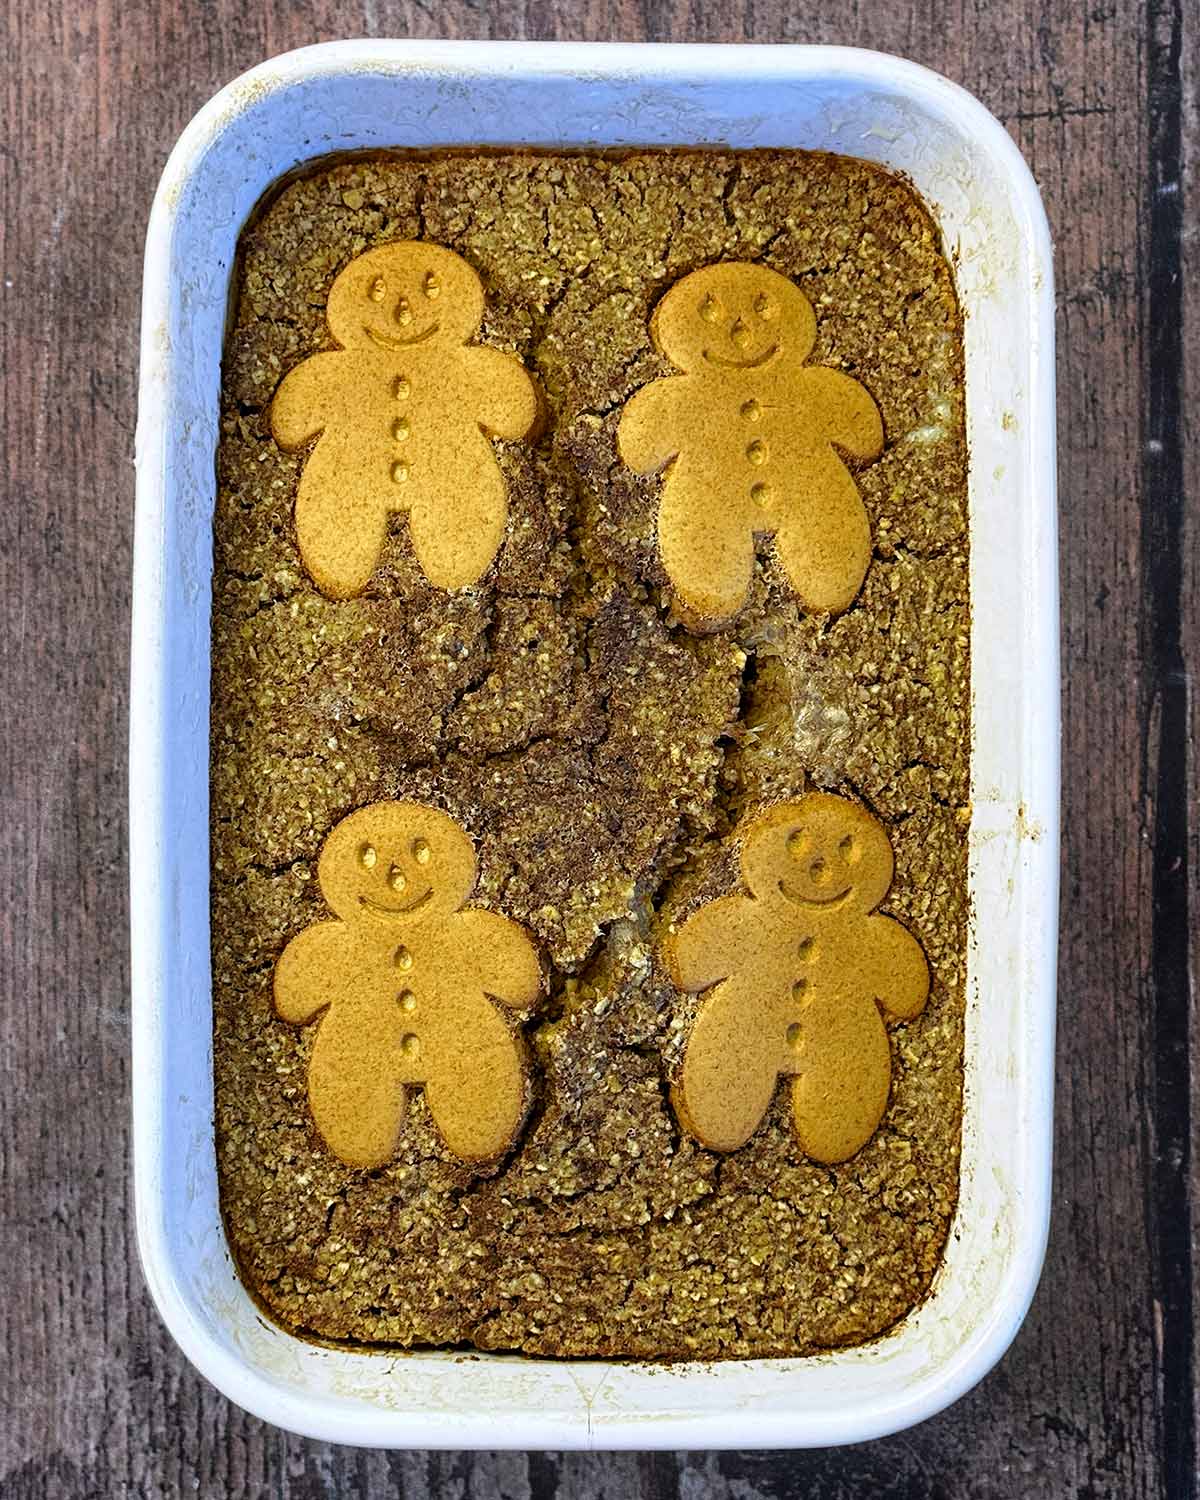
[394,296,413,326]
[730,317,751,349]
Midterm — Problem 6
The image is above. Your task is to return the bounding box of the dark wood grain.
[1187,0,1200,1471]
[1143,2,1193,1494]
[1,0,1194,1496]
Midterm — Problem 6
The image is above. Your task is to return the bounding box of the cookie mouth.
[703,344,779,370]
[365,324,440,350]
[777,880,851,908]
[359,889,433,917]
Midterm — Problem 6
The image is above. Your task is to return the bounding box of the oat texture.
[211,149,969,1359]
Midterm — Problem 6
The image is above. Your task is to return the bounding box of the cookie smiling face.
[650,262,818,375]
[318,802,478,929]
[740,794,893,914]
[324,242,486,353]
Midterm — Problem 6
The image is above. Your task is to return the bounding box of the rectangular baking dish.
[131,40,1058,1450]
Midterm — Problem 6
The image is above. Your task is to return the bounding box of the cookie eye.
[700,293,723,324]
[388,866,408,893]
[423,272,441,300]
[754,293,775,320]
[412,838,432,865]
[369,277,386,303]
[839,833,860,864]
[359,844,377,869]
[787,830,810,860]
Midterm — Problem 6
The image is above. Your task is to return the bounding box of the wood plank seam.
[1143,0,1195,1495]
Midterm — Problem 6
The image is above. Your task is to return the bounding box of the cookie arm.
[456,908,543,1009]
[616,379,687,474]
[270,353,343,450]
[274,921,355,1024]
[859,912,930,1021]
[462,347,540,440]
[664,895,754,995]
[795,368,884,461]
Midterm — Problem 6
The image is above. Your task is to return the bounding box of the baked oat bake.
[211,148,969,1359]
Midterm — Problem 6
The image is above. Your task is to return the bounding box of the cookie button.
[394,375,411,400]
[394,945,414,971]
[393,417,411,441]
[399,989,417,1014]
[746,439,768,466]
[391,462,410,483]
[740,399,762,422]
[400,1033,421,1057]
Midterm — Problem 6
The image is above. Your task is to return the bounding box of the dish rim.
[131,38,1058,1450]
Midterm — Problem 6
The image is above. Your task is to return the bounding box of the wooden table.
[2,2,1194,1495]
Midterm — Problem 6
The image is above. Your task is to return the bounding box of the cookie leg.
[423,1001,528,1163]
[408,444,507,590]
[772,459,871,616]
[674,977,783,1152]
[294,450,389,598]
[307,1023,407,1169]
[789,997,892,1163]
[658,469,756,627]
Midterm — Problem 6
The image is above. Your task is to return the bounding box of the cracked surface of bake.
[212,148,969,1359]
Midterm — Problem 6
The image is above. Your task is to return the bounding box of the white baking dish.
[131,40,1057,1449]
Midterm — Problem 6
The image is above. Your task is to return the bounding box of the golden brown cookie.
[270,242,540,597]
[617,263,883,629]
[274,801,544,1167]
[664,793,928,1163]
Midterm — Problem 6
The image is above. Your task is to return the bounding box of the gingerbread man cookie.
[664,793,928,1163]
[271,242,540,598]
[274,801,544,1168]
[617,263,884,628]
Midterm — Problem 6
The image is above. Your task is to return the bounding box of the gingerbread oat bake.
[211,149,969,1359]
